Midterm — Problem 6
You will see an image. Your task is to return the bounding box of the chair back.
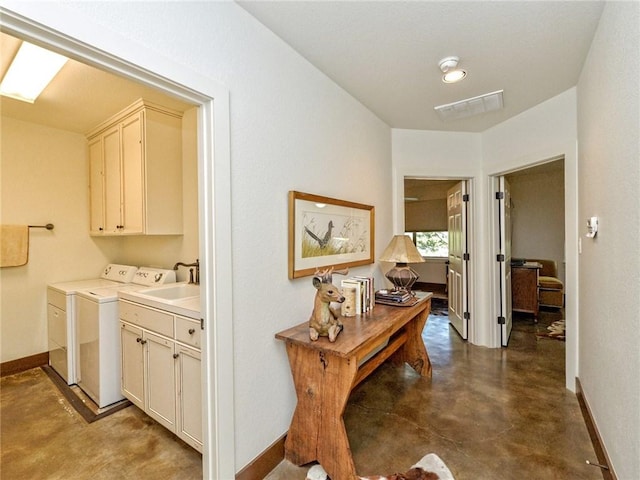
[529,259,558,278]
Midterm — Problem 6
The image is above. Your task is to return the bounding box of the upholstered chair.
[530,259,564,308]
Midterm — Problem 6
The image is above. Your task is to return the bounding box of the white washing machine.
[75,267,176,408]
[47,264,139,385]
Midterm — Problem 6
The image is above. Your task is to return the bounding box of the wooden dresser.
[511,262,542,319]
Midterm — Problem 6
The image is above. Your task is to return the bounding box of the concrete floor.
[1,306,601,480]
[266,306,602,480]
[1,367,202,479]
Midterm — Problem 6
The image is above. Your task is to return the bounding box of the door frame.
[398,175,475,342]
[489,153,576,390]
[0,7,235,477]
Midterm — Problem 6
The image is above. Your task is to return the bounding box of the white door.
[447,181,469,339]
[497,176,513,346]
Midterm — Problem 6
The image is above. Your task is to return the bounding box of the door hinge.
[464,311,470,320]
[496,191,504,200]
[463,193,470,202]
[200,318,205,330]
[463,253,470,261]
[497,254,505,262]
[497,316,506,325]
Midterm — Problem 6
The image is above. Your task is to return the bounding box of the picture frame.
[288,191,375,279]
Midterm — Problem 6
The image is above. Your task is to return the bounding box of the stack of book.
[340,276,375,315]
[374,289,413,305]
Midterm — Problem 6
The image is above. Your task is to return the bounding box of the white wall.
[508,167,565,282]
[0,118,121,362]
[576,2,640,478]
[3,1,394,472]
[391,130,486,341]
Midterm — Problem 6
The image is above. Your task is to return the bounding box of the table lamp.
[379,235,425,293]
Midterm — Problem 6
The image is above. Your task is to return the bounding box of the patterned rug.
[306,453,454,480]
[536,319,565,341]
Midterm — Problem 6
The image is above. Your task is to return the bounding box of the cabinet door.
[121,112,144,234]
[175,344,202,452]
[88,137,105,235]
[120,322,144,409]
[145,331,176,432]
[103,125,122,234]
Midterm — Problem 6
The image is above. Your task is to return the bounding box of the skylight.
[0,41,68,103]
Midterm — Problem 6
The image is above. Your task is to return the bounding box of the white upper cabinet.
[87,99,183,235]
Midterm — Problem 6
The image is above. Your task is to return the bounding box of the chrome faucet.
[173,259,200,284]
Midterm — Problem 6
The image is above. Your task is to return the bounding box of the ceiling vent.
[434,90,504,122]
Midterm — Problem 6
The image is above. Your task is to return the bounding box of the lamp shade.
[379,235,425,264]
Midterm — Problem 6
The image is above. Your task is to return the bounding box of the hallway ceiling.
[1,2,604,134]
[238,1,604,132]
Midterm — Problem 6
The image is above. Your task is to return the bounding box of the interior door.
[497,176,513,346]
[447,181,468,339]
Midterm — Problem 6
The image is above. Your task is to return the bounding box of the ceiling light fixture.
[438,56,467,84]
[0,41,68,103]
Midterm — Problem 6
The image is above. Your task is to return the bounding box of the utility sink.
[138,283,200,302]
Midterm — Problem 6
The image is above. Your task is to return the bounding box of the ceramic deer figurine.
[309,267,349,342]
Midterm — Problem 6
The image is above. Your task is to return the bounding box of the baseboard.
[235,434,286,480]
[575,377,616,480]
[1,351,49,377]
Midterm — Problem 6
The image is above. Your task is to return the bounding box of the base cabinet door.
[176,344,202,452]
[145,331,176,433]
[120,322,144,409]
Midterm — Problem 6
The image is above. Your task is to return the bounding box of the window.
[405,231,449,258]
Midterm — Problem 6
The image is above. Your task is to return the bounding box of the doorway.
[493,159,565,348]
[404,178,472,340]
[1,11,234,477]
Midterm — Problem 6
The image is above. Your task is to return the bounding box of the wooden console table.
[275,292,432,480]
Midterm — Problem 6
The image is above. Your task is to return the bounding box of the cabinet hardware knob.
[173,353,179,359]
[136,337,142,343]
[140,339,147,345]
[188,328,195,334]
[99,227,104,231]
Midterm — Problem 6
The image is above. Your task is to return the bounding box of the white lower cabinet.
[145,331,177,432]
[175,344,202,451]
[119,300,202,452]
[120,323,145,409]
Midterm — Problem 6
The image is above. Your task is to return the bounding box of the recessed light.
[442,69,467,83]
[438,56,467,84]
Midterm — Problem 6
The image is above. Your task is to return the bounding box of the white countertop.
[119,285,201,320]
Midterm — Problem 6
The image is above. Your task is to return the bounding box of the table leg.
[284,342,359,479]
[391,300,432,377]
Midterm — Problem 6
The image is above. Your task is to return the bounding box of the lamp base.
[385,263,419,294]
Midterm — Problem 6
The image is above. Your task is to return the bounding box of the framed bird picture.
[288,191,375,279]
